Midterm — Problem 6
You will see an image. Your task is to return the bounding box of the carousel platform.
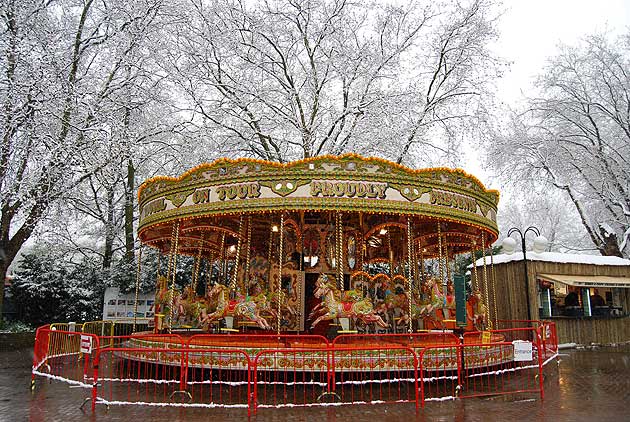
[115,330,512,373]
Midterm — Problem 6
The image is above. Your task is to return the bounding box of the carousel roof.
[137,154,500,254]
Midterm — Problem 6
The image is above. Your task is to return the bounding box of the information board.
[80,335,92,354]
[513,340,533,361]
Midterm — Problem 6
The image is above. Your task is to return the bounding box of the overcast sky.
[460,0,630,185]
[493,0,630,104]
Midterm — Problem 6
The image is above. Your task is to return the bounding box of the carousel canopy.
[137,154,499,258]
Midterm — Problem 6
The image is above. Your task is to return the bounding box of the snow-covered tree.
[497,191,593,253]
[10,251,105,325]
[1,0,504,323]
[486,31,630,257]
[0,0,181,322]
[166,0,502,165]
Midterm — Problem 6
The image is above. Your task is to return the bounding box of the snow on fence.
[252,346,419,411]
[31,328,100,392]
[93,347,253,412]
[31,321,558,415]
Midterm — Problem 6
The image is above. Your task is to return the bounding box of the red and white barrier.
[30,321,558,415]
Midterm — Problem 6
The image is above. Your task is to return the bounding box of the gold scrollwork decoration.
[259,180,310,197]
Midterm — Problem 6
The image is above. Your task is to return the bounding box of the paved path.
[2,344,629,421]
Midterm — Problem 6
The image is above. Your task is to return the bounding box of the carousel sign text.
[429,190,477,213]
[310,180,387,199]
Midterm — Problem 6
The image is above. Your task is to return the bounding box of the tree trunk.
[0,261,7,328]
[102,186,115,269]
[599,226,623,257]
[124,159,135,263]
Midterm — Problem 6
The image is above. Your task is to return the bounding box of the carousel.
[127,154,503,371]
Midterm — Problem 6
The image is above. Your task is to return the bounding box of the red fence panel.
[419,326,556,408]
[30,320,558,412]
[330,346,418,408]
[418,344,460,405]
[32,325,50,373]
[94,347,252,415]
[252,346,418,413]
[95,347,188,407]
[457,341,541,400]
[183,348,252,413]
[538,322,558,360]
[31,328,99,392]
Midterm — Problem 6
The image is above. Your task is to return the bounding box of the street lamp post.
[503,227,548,322]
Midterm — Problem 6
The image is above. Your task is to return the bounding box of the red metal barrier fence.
[31,328,100,395]
[31,321,558,415]
[94,347,252,412]
[252,346,419,412]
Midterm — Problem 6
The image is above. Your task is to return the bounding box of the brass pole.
[471,243,478,292]
[481,233,491,329]
[230,215,245,292]
[219,232,226,282]
[406,217,414,333]
[336,212,344,291]
[244,216,252,295]
[277,214,285,334]
[168,220,180,334]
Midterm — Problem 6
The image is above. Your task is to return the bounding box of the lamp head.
[532,235,548,253]
[502,237,517,255]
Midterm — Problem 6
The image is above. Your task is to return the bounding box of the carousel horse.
[370,279,433,328]
[419,277,448,329]
[350,272,388,305]
[252,290,298,320]
[248,274,297,319]
[175,286,205,326]
[394,291,433,327]
[154,276,180,321]
[310,274,388,329]
[200,283,272,330]
[374,280,407,326]
[467,289,487,331]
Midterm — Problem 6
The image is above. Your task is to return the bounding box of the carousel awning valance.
[538,274,630,289]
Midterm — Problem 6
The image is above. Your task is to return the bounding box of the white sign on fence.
[512,340,533,361]
[80,335,92,354]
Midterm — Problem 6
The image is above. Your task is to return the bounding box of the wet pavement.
[2,343,630,421]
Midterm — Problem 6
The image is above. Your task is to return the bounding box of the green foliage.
[10,253,106,326]
[112,250,196,294]
[9,247,207,327]
[453,245,503,278]
[0,319,34,333]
